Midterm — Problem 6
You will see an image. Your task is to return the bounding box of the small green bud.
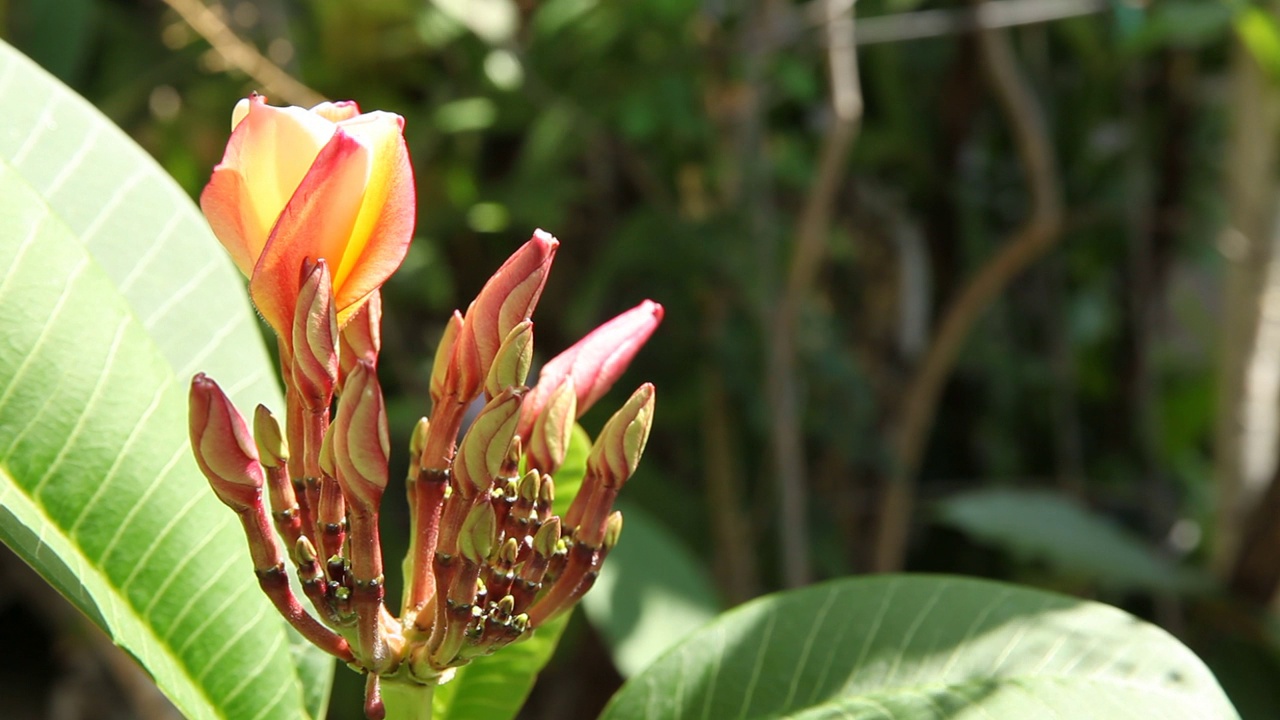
[517,469,541,504]
[533,517,561,558]
[500,537,520,566]
[603,511,623,551]
[511,613,529,633]
[528,378,576,473]
[430,311,463,404]
[586,384,655,489]
[296,536,318,564]
[497,594,515,616]
[252,404,288,468]
[453,388,524,499]
[458,503,497,564]
[485,320,533,398]
[409,417,429,462]
[538,474,555,509]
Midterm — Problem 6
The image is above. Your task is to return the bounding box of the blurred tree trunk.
[1214,16,1280,585]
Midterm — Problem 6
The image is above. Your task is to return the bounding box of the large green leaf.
[601,575,1238,720]
[581,500,719,677]
[934,488,1209,594]
[0,41,331,719]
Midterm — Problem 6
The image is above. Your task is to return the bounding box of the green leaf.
[601,575,1239,720]
[934,488,1209,594]
[581,500,719,677]
[1236,6,1280,82]
[432,613,569,720]
[0,40,331,719]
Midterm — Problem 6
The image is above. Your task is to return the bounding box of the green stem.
[380,679,435,720]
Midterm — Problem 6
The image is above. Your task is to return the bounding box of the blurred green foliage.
[5,0,1280,717]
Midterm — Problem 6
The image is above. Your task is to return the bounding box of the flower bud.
[252,404,288,469]
[339,290,381,387]
[517,300,662,442]
[585,383,655,489]
[409,417,429,463]
[458,503,497,564]
[331,360,390,510]
[429,312,463,405]
[484,320,533,399]
[452,388,524,500]
[189,373,264,512]
[498,537,520,567]
[517,470,541,505]
[533,517,561,558]
[292,259,338,410]
[452,231,558,401]
[526,378,576,474]
[603,511,623,552]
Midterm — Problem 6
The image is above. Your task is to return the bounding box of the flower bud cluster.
[191,112,661,720]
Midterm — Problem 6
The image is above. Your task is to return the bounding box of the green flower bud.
[452,388,523,499]
[252,404,288,469]
[485,320,533,399]
[586,383,655,489]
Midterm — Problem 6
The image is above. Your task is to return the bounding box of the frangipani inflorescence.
[188,95,660,719]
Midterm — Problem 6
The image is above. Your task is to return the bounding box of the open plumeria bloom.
[188,96,661,720]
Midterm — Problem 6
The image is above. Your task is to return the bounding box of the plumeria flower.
[200,94,415,344]
[189,95,660,720]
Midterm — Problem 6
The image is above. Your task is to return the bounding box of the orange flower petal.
[202,95,337,277]
[200,166,256,276]
[331,112,416,325]
[250,131,369,337]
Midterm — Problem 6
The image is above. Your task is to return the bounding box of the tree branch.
[164,0,325,107]
[873,2,1063,571]
[765,0,864,587]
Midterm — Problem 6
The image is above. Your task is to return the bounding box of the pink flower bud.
[331,360,390,510]
[516,300,662,443]
[189,373,265,512]
[451,231,558,401]
[339,290,382,389]
[292,260,338,410]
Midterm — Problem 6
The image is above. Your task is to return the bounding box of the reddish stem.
[404,467,447,620]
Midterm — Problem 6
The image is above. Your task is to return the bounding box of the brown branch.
[873,2,1063,572]
[765,0,864,588]
[163,0,325,107]
[850,0,1108,46]
[1213,19,1280,575]
[702,296,760,604]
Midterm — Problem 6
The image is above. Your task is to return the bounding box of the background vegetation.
[3,0,1280,717]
